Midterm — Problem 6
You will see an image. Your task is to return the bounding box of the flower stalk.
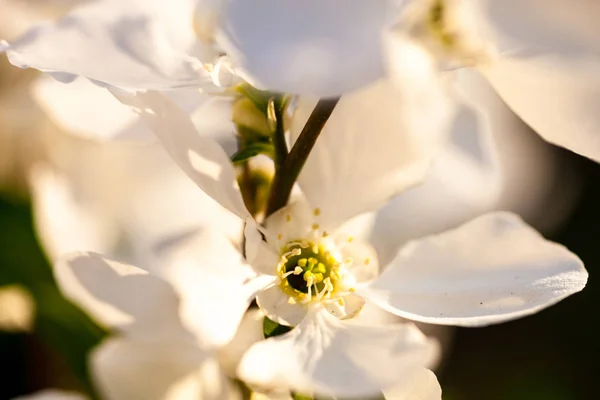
[265,97,340,217]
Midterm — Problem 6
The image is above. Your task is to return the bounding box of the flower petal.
[292,47,452,229]
[32,76,151,141]
[218,0,397,96]
[113,90,250,220]
[91,337,237,400]
[218,308,265,376]
[256,285,308,327]
[368,69,525,265]
[30,165,119,260]
[466,0,600,54]
[1,0,210,91]
[54,252,187,339]
[12,389,88,400]
[483,53,600,162]
[151,228,274,348]
[467,0,600,161]
[361,212,588,327]
[383,368,441,400]
[238,308,435,398]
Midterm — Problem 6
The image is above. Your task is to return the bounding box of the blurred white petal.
[383,369,441,400]
[113,90,249,220]
[0,285,35,332]
[151,228,274,348]
[218,308,265,375]
[30,164,119,259]
[55,252,188,339]
[92,337,236,400]
[483,53,600,162]
[466,0,600,161]
[1,0,210,91]
[11,389,87,400]
[218,0,396,96]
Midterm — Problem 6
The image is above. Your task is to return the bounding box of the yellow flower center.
[277,240,343,304]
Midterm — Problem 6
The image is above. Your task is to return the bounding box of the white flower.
[388,0,600,162]
[98,90,588,398]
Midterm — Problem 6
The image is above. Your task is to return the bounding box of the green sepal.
[236,82,275,114]
[231,142,275,164]
[263,316,292,339]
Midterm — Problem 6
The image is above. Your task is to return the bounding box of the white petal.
[32,76,151,141]
[238,308,435,398]
[218,308,266,376]
[250,239,280,277]
[263,200,315,248]
[465,0,600,161]
[323,294,366,321]
[367,69,507,265]
[54,252,187,339]
[293,59,452,230]
[91,337,236,400]
[218,0,396,96]
[152,228,274,348]
[1,0,210,91]
[113,90,250,220]
[339,239,380,283]
[483,53,600,162]
[383,369,441,400]
[466,0,600,54]
[12,389,87,400]
[256,285,308,327]
[29,165,119,260]
[361,212,588,327]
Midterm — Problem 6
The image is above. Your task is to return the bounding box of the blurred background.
[0,2,599,400]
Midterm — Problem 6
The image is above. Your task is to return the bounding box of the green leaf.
[231,142,274,164]
[263,316,292,339]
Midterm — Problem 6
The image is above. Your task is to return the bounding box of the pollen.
[277,239,346,304]
[364,258,371,266]
[312,223,320,230]
[286,214,291,222]
[313,208,321,216]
